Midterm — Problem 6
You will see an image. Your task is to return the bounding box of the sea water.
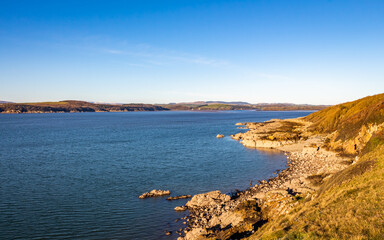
[0,111,312,239]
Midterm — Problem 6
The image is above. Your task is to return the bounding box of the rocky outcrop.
[138,189,171,199]
[326,123,384,154]
[241,138,294,148]
[216,134,224,138]
[175,206,188,211]
[167,195,192,201]
[185,191,230,209]
[231,119,307,149]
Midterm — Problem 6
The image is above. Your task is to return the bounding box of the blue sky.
[1,0,384,104]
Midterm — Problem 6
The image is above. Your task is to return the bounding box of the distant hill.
[254,103,329,111]
[0,100,12,103]
[161,102,329,111]
[0,100,168,113]
[169,101,250,105]
[0,100,330,113]
[205,101,250,105]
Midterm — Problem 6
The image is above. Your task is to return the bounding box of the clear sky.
[1,0,384,105]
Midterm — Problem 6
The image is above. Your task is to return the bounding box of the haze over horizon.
[1,0,384,105]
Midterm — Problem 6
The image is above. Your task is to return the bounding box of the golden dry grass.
[249,143,384,240]
[305,93,384,141]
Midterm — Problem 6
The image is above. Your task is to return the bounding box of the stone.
[185,190,230,209]
[138,189,171,199]
[216,134,224,138]
[180,227,208,240]
[167,195,192,200]
[174,206,188,211]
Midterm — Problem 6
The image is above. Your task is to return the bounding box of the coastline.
[0,101,327,114]
[0,109,315,114]
[177,118,353,239]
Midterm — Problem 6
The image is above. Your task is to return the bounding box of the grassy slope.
[250,94,384,239]
[305,93,384,141]
[0,101,168,113]
[253,144,384,239]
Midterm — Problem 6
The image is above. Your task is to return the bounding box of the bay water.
[0,111,312,239]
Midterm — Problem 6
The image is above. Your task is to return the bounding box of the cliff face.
[178,93,384,240]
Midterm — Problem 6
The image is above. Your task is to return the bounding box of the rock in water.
[138,189,171,199]
[167,195,192,200]
[186,190,230,209]
[174,206,188,211]
[216,134,224,138]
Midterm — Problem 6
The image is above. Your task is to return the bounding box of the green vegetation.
[197,104,255,110]
[162,103,328,111]
[1,100,328,113]
[362,131,384,155]
[0,101,168,113]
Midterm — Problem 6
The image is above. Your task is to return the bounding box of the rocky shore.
[175,118,353,239]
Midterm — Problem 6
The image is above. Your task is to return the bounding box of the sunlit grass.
[250,143,384,240]
[305,93,384,141]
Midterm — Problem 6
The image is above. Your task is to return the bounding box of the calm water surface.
[0,111,312,239]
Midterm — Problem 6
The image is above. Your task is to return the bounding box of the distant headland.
[0,100,328,114]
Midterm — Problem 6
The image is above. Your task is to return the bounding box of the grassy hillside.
[196,104,255,110]
[304,93,384,154]
[162,103,328,111]
[252,136,384,240]
[256,103,328,111]
[249,94,384,239]
[305,93,384,140]
[0,101,168,113]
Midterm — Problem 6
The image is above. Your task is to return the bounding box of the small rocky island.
[167,195,192,201]
[138,189,171,199]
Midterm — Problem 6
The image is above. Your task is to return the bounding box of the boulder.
[167,195,192,200]
[174,206,188,211]
[185,190,230,209]
[138,189,171,199]
[216,134,224,138]
[179,227,208,240]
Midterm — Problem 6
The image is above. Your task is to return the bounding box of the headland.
[176,93,384,239]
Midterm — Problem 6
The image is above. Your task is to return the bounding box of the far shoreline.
[0,109,318,114]
[0,100,328,114]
